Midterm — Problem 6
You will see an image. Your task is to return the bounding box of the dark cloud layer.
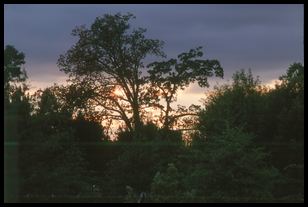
[4,4,303,88]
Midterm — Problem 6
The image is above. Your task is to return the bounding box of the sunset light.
[4,4,303,203]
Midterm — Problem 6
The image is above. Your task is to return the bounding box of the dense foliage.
[4,13,303,203]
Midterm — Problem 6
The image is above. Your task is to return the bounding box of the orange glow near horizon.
[264,79,282,89]
[24,78,282,140]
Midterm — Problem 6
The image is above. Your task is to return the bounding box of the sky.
[4,4,304,106]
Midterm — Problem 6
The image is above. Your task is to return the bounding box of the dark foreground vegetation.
[4,13,303,203]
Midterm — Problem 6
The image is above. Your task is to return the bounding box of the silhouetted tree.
[58,13,165,139]
[4,45,31,138]
[58,13,223,139]
[198,69,263,139]
[4,45,31,202]
[4,45,27,104]
[147,47,223,130]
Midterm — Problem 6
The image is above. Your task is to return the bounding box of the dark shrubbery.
[4,43,303,202]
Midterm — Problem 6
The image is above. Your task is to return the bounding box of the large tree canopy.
[58,13,164,135]
[58,13,223,139]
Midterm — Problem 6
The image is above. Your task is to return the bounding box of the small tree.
[150,163,182,203]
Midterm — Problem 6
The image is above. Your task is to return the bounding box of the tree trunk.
[163,98,172,131]
[132,102,142,140]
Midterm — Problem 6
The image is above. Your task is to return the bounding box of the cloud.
[176,89,205,107]
[4,4,303,101]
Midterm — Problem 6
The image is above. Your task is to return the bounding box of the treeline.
[4,44,303,202]
[4,13,303,203]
